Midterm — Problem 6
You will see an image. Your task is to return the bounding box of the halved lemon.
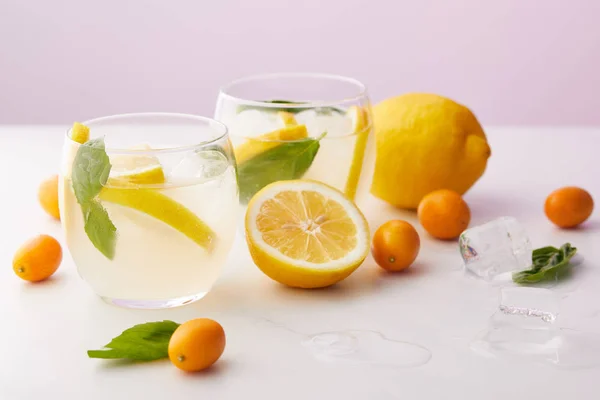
[343,106,370,200]
[245,180,370,288]
[234,112,305,164]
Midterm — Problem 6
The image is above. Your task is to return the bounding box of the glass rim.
[218,72,369,109]
[65,112,229,155]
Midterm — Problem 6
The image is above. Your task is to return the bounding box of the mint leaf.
[88,320,180,361]
[512,243,577,284]
[72,137,112,204]
[237,133,324,204]
[71,137,117,259]
[83,200,117,260]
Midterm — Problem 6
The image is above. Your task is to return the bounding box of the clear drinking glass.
[58,113,238,309]
[214,73,374,205]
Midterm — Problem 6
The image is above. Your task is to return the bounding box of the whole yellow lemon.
[371,93,491,209]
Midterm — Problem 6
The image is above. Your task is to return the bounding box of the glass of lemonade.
[59,113,238,309]
[214,73,374,206]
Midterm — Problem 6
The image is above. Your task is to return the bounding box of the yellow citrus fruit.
[70,122,90,144]
[245,180,370,288]
[371,220,420,272]
[38,175,60,220]
[98,186,216,251]
[418,189,471,240]
[168,318,226,372]
[101,146,213,250]
[13,235,63,282]
[371,93,491,209]
[343,105,371,201]
[278,111,298,126]
[234,123,308,165]
[545,186,594,228]
[108,144,165,186]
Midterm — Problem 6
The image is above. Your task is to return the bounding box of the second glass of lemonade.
[214,73,374,205]
[59,113,238,309]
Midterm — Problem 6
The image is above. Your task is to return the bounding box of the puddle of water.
[302,330,432,368]
[253,317,432,369]
[471,322,600,369]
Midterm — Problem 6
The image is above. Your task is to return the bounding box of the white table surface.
[1,126,600,399]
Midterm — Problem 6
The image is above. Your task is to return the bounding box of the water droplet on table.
[302,330,432,368]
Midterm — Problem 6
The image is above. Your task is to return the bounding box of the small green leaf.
[83,200,117,260]
[88,321,180,361]
[512,243,578,284]
[71,137,118,260]
[72,137,112,204]
[236,99,345,115]
[237,133,324,204]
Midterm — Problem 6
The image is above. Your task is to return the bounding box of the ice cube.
[295,109,352,138]
[169,149,229,182]
[499,287,559,324]
[459,217,532,280]
[229,110,284,138]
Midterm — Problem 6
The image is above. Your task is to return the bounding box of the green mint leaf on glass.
[236,100,345,115]
[72,137,112,203]
[512,243,577,284]
[88,320,180,361]
[83,200,117,260]
[71,137,117,260]
[237,133,325,204]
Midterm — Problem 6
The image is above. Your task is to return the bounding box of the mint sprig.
[82,200,117,260]
[512,243,577,284]
[236,132,325,204]
[72,137,117,259]
[88,321,180,361]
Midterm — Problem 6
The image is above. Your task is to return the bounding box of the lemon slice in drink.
[343,106,370,200]
[278,111,297,127]
[109,165,165,186]
[102,145,213,251]
[108,144,166,185]
[235,123,308,164]
[99,186,216,251]
[245,180,369,288]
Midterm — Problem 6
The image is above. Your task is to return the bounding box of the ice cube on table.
[499,287,559,323]
[168,149,229,183]
[459,217,532,280]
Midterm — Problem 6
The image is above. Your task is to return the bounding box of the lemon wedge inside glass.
[101,148,215,251]
[70,122,90,144]
[234,123,308,165]
[343,106,370,200]
[245,179,369,288]
[99,186,216,251]
[107,144,166,186]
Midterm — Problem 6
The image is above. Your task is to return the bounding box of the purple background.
[1,0,599,125]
